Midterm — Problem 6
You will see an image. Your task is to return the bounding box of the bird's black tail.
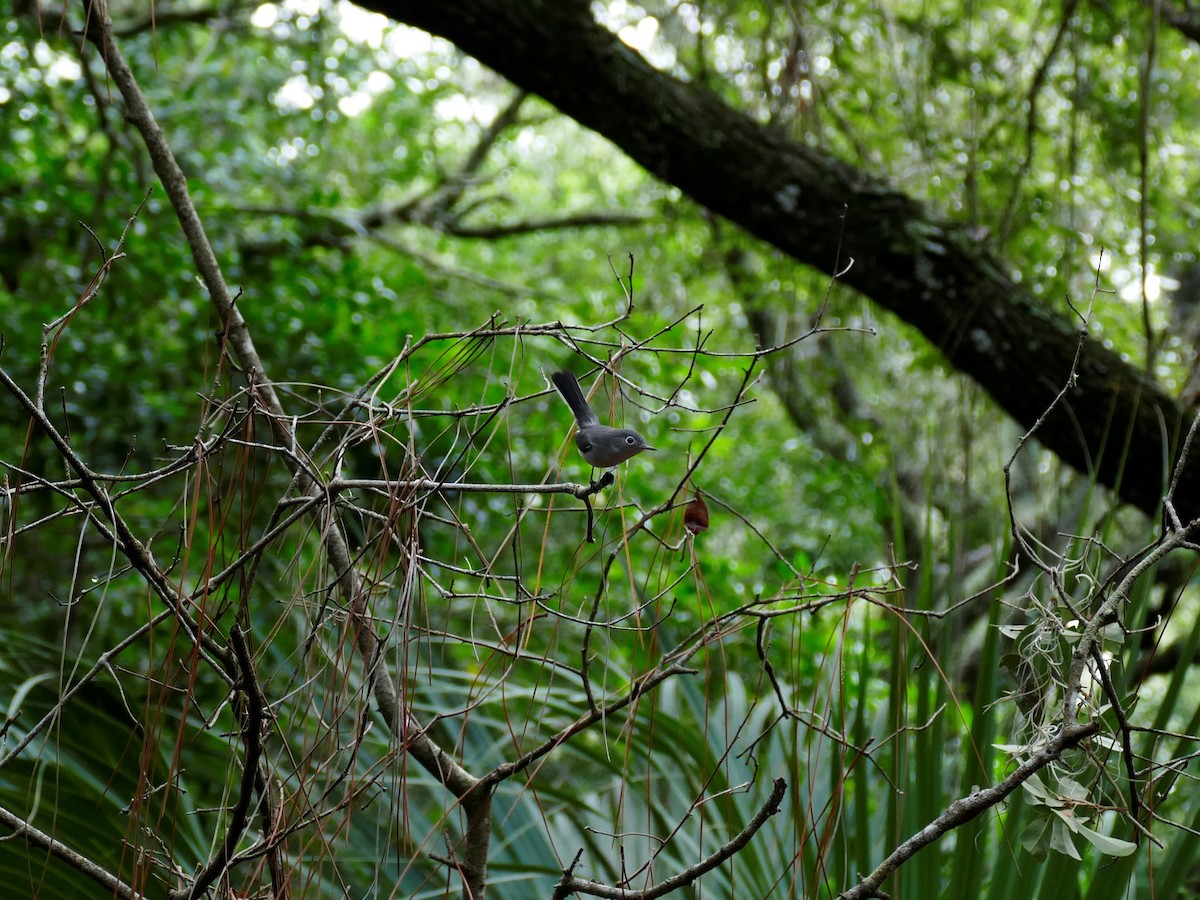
[551,370,600,428]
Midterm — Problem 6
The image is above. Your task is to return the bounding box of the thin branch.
[0,803,146,899]
[995,0,1082,243]
[105,1,259,37]
[551,777,787,900]
[236,203,651,252]
[0,366,231,667]
[0,609,175,770]
[172,625,268,900]
[838,722,1100,900]
[1137,0,1161,369]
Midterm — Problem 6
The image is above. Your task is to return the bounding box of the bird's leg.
[588,468,614,492]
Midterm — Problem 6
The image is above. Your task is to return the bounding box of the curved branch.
[551,777,788,900]
[838,722,1100,900]
[0,805,145,899]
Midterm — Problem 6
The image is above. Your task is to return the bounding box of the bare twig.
[551,777,787,900]
[838,722,1100,900]
[0,803,146,899]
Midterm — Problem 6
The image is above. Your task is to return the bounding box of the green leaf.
[1074,822,1137,858]
[1049,816,1082,860]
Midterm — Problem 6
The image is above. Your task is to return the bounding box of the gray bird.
[550,369,654,468]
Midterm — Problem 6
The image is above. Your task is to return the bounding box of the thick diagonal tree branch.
[366,0,1195,518]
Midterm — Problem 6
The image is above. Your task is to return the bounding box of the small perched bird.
[551,369,654,468]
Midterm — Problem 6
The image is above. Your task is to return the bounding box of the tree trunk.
[369,0,1195,518]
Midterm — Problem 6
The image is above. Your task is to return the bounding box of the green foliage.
[3,1,1200,898]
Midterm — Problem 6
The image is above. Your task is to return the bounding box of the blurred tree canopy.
[2,0,1200,897]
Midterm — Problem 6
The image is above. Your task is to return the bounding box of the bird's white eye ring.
[626,435,636,444]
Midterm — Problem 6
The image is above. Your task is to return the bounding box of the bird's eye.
[626,435,636,445]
